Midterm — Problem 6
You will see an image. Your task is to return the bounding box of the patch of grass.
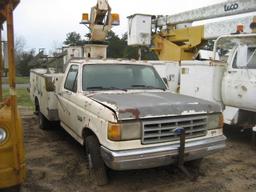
[3,88,32,107]
[16,76,29,84]
[2,76,29,84]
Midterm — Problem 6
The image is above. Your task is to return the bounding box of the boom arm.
[157,0,256,26]
[154,0,256,61]
[152,15,255,61]
[128,0,256,61]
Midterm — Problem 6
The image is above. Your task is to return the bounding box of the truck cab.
[218,34,256,112]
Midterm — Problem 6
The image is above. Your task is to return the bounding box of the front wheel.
[85,135,108,186]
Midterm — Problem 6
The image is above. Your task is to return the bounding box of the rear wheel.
[85,135,108,186]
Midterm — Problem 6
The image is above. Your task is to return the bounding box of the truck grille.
[142,115,208,144]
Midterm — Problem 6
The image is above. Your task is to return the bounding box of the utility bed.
[30,69,64,121]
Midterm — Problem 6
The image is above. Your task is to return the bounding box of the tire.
[85,135,108,186]
[39,111,51,130]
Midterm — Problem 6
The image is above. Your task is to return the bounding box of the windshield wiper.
[131,85,166,91]
[107,87,127,91]
[87,86,105,90]
[86,86,127,91]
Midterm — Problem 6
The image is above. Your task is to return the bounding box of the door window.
[232,47,256,69]
[247,47,256,69]
[64,65,79,92]
[232,52,238,68]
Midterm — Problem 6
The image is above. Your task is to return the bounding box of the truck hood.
[89,92,221,120]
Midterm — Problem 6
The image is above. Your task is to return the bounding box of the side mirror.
[80,13,90,24]
[162,77,168,85]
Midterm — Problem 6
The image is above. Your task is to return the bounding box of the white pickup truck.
[30,59,226,185]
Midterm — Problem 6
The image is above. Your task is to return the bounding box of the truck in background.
[149,33,256,129]
[127,0,256,133]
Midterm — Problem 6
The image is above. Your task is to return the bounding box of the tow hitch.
[175,128,198,181]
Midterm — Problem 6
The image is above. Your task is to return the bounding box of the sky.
[5,0,234,52]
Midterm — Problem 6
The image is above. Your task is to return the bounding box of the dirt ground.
[18,108,256,192]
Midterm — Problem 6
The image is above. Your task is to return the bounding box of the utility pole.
[0,28,2,101]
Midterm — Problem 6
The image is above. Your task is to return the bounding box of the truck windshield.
[82,64,166,91]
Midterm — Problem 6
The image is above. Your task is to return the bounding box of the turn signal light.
[108,123,121,141]
[81,13,90,24]
[111,13,120,26]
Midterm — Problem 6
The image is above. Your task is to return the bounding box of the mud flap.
[175,128,197,181]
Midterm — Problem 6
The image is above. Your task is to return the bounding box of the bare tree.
[14,35,26,55]
[49,40,62,56]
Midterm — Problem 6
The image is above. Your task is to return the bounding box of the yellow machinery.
[152,0,256,61]
[128,0,256,61]
[0,0,26,190]
[152,26,204,61]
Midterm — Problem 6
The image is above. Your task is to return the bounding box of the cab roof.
[69,58,155,66]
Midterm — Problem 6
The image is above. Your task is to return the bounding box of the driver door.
[58,65,80,130]
[222,46,256,111]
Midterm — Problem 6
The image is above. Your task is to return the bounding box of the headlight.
[108,121,141,141]
[0,128,7,143]
[207,113,223,130]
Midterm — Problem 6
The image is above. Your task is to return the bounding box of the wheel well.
[82,128,97,144]
[35,97,39,112]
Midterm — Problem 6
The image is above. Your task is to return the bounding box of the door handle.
[65,91,72,95]
[228,71,237,74]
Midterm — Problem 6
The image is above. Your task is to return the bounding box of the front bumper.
[101,135,226,170]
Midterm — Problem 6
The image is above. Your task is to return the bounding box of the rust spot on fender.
[119,108,140,119]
